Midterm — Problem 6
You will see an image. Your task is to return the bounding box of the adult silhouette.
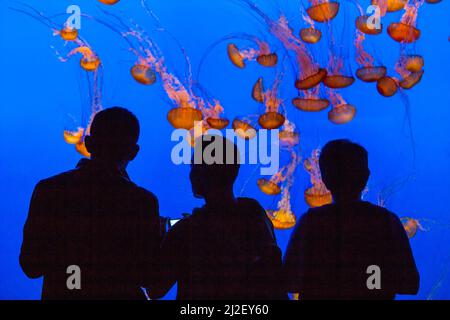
[283,139,419,299]
[20,107,161,299]
[148,135,284,300]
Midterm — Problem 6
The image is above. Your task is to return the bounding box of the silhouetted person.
[148,135,284,300]
[283,139,419,299]
[20,107,160,299]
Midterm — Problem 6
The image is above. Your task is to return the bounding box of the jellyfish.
[400,217,427,238]
[355,15,383,35]
[237,1,326,90]
[354,31,387,82]
[266,183,297,229]
[395,54,424,89]
[256,75,286,130]
[388,0,424,43]
[279,119,300,149]
[226,36,277,69]
[130,64,157,85]
[232,118,257,140]
[304,149,333,207]
[327,90,356,124]
[98,0,120,4]
[372,0,408,12]
[306,1,340,23]
[292,86,330,112]
[299,14,322,44]
[377,76,399,97]
[252,78,264,103]
[63,127,84,145]
[258,150,300,195]
[323,48,355,89]
[59,25,78,41]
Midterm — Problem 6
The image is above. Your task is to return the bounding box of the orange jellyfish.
[377,76,399,97]
[274,16,326,90]
[257,76,286,130]
[267,184,297,229]
[355,31,387,82]
[252,77,264,103]
[324,46,355,89]
[167,106,203,130]
[299,14,322,44]
[75,140,91,158]
[388,0,424,43]
[372,0,407,12]
[59,25,78,41]
[304,149,333,207]
[258,150,300,195]
[63,127,84,145]
[395,55,424,89]
[279,119,300,149]
[232,118,257,140]
[306,1,340,23]
[68,46,101,72]
[399,54,424,72]
[98,0,120,5]
[355,15,383,35]
[292,86,330,112]
[227,37,277,69]
[327,90,356,124]
[400,217,426,238]
[131,64,157,85]
[203,100,230,130]
[237,2,326,89]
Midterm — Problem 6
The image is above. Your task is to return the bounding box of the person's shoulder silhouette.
[283,139,419,299]
[149,135,285,300]
[20,107,161,300]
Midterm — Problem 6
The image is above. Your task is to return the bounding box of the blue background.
[0,0,449,299]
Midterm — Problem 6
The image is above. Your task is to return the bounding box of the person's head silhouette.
[85,107,140,168]
[190,135,240,205]
[319,139,370,203]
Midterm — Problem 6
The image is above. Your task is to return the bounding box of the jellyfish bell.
[399,70,424,89]
[257,178,281,195]
[227,43,245,69]
[60,26,78,41]
[63,127,84,145]
[75,141,90,158]
[377,76,398,97]
[400,217,421,238]
[356,15,383,35]
[131,64,157,85]
[425,0,442,3]
[206,117,230,130]
[304,186,332,208]
[328,104,356,124]
[258,111,285,129]
[252,78,264,103]
[98,0,120,5]
[400,55,424,72]
[323,75,355,89]
[373,0,407,12]
[279,131,300,147]
[306,2,340,23]
[292,97,330,112]
[167,107,203,130]
[388,22,421,43]
[266,209,296,229]
[300,27,322,44]
[232,118,257,140]
[295,68,327,90]
[256,53,278,67]
[356,66,387,82]
[80,56,101,72]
